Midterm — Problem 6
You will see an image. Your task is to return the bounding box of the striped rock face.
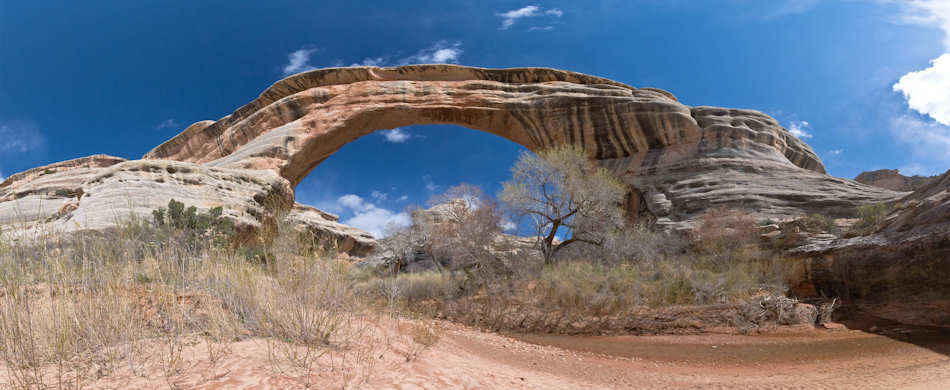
[144,65,897,225]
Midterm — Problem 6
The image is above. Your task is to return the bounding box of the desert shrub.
[0,210,379,388]
[357,271,460,308]
[801,213,837,234]
[427,184,507,275]
[534,261,646,314]
[150,199,236,252]
[848,203,891,236]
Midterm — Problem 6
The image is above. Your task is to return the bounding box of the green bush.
[848,203,891,236]
[151,199,235,249]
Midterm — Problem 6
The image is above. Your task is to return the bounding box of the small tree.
[427,184,505,274]
[499,145,627,264]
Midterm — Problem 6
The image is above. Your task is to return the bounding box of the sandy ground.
[3,320,949,389]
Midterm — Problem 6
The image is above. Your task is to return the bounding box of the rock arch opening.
[294,123,531,237]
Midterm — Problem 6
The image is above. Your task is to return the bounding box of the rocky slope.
[788,169,950,327]
[855,169,935,192]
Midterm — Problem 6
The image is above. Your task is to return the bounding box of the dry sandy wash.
[4,320,948,389]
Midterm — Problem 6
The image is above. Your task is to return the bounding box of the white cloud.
[827,149,844,155]
[381,128,412,143]
[527,26,554,32]
[888,0,950,165]
[496,5,563,30]
[282,48,318,76]
[336,194,410,237]
[399,41,463,65]
[500,217,518,232]
[891,0,950,48]
[787,120,813,139]
[423,175,440,192]
[890,114,950,169]
[0,122,45,153]
[0,171,4,182]
[155,118,179,131]
[397,195,409,202]
[893,53,950,126]
[351,57,387,67]
[370,190,388,201]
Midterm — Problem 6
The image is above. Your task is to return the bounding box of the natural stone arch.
[144,65,822,189]
[142,64,905,230]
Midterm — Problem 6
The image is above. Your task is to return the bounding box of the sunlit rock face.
[143,64,897,226]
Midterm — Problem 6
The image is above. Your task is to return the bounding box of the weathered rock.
[1,158,294,243]
[284,203,375,256]
[142,65,897,224]
[790,170,950,327]
[855,169,936,192]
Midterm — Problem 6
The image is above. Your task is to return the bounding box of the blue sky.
[1,1,948,236]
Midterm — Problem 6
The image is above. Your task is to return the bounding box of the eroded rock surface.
[142,65,897,225]
[1,158,294,243]
[790,170,950,327]
[855,169,936,192]
[284,203,375,256]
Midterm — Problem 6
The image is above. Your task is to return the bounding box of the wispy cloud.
[398,41,463,65]
[500,217,518,232]
[381,128,412,143]
[496,5,563,30]
[370,190,388,201]
[155,118,179,131]
[827,149,844,155]
[0,122,45,153]
[337,194,410,237]
[890,0,950,48]
[787,120,813,139]
[282,48,318,76]
[291,42,464,73]
[351,57,387,67]
[890,114,950,172]
[423,175,440,192]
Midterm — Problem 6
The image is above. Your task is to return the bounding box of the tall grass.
[0,215,385,389]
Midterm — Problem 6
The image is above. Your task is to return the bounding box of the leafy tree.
[499,145,627,264]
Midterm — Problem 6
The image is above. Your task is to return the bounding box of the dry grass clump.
[0,212,412,389]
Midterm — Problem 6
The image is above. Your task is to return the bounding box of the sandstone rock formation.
[142,65,899,226]
[855,169,935,192]
[0,65,945,328]
[789,169,950,327]
[0,155,295,243]
[284,203,376,256]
